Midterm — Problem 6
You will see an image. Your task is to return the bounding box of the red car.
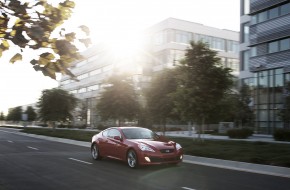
[91,127,183,168]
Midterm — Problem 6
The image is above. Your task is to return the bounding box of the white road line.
[7,140,14,143]
[68,158,93,165]
[181,187,196,190]
[27,146,39,150]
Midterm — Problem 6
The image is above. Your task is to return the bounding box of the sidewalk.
[161,130,290,144]
[2,127,290,178]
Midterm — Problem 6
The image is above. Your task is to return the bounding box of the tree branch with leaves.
[0,0,91,79]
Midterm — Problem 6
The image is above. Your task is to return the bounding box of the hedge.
[227,128,253,139]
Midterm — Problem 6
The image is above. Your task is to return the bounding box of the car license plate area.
[160,149,174,153]
[149,156,179,163]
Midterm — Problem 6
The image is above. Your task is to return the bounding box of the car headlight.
[138,143,155,152]
[175,143,182,150]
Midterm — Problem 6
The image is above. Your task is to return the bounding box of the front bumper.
[137,149,183,166]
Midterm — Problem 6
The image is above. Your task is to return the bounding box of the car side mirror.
[114,136,122,141]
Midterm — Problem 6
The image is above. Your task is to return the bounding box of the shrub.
[273,129,290,142]
[97,124,108,130]
[227,128,253,139]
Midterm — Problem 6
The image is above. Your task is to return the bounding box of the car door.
[98,129,110,156]
[107,129,120,158]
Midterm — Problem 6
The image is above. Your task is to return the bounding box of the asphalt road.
[1,128,290,190]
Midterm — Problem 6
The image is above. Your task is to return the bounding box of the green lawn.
[2,126,290,168]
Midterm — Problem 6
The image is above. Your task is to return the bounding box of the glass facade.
[241,50,250,71]
[242,23,249,43]
[251,2,290,24]
[243,69,286,134]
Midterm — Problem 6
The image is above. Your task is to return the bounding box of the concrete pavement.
[1,127,290,178]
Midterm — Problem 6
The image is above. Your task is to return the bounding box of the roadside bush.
[97,124,108,130]
[227,128,253,139]
[273,129,290,142]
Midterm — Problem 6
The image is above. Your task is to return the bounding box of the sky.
[0,0,240,115]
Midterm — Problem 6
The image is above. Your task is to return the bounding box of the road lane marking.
[68,158,93,165]
[181,187,196,190]
[7,140,14,143]
[27,146,39,150]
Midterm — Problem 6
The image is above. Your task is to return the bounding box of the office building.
[59,18,239,127]
[240,0,290,133]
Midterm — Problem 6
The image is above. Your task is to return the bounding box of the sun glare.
[98,31,146,74]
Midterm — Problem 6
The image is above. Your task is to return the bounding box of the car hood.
[129,139,176,149]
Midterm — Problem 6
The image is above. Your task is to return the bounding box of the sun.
[97,30,146,74]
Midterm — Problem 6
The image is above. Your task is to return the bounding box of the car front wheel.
[91,144,101,160]
[127,150,138,168]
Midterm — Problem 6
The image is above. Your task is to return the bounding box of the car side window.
[102,130,109,137]
[108,129,121,138]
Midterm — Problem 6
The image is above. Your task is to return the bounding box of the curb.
[183,155,290,178]
[2,128,290,178]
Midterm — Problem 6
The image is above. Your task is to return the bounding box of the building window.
[61,79,71,85]
[70,90,78,94]
[241,50,249,71]
[258,11,268,22]
[275,69,283,87]
[227,40,239,53]
[242,0,250,15]
[280,38,290,51]
[242,23,249,43]
[212,38,225,51]
[227,58,239,73]
[281,3,290,15]
[251,15,257,24]
[251,3,290,24]
[78,87,87,93]
[76,60,88,67]
[250,47,257,57]
[269,7,279,19]
[77,73,89,80]
[220,57,226,67]
[268,38,290,53]
[174,30,192,44]
[87,84,99,91]
[269,41,279,53]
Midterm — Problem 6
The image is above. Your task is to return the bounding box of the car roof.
[119,126,141,129]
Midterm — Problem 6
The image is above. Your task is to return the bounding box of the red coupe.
[91,127,183,168]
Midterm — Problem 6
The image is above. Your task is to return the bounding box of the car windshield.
[122,128,157,139]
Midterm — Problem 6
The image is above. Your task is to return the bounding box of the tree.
[145,69,179,134]
[0,0,91,79]
[236,84,254,127]
[0,111,5,120]
[24,106,37,121]
[37,88,77,127]
[214,84,254,127]
[173,41,233,138]
[96,74,140,126]
[278,82,290,128]
[6,106,22,121]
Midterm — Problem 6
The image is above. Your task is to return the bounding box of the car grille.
[160,149,174,153]
[150,156,180,163]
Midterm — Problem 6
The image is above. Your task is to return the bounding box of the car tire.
[91,143,102,160]
[127,149,138,168]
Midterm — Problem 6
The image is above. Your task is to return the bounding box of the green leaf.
[10,53,22,64]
